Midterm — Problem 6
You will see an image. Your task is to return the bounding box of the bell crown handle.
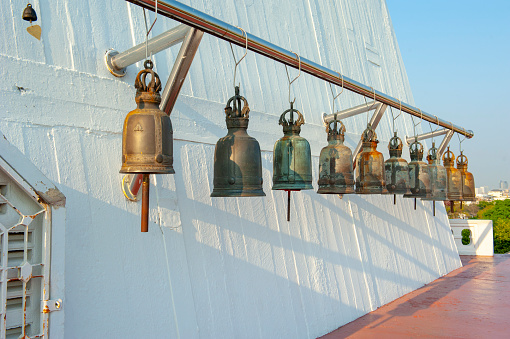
[442,146,455,162]
[326,114,346,136]
[457,151,468,166]
[135,60,162,94]
[225,86,250,119]
[409,139,424,160]
[427,142,438,161]
[361,123,378,143]
[388,131,403,151]
[279,102,305,127]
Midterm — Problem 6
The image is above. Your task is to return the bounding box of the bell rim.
[383,188,411,195]
[317,186,355,194]
[210,188,266,197]
[119,168,175,174]
[272,183,314,191]
[355,187,389,194]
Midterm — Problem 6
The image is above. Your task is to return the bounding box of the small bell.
[355,124,388,194]
[443,147,462,201]
[120,60,174,232]
[273,102,313,221]
[384,132,410,196]
[422,142,447,216]
[404,140,431,201]
[317,116,354,194]
[211,86,265,197]
[457,151,475,201]
[22,4,37,22]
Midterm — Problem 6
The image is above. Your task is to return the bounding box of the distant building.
[476,187,485,195]
[500,181,509,190]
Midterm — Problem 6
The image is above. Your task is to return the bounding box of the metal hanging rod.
[125,0,474,139]
[405,128,450,146]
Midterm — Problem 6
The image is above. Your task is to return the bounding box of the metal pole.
[405,128,450,146]
[105,24,190,77]
[323,101,380,124]
[438,130,454,156]
[126,0,474,139]
[352,104,387,163]
[141,174,150,232]
[161,27,204,115]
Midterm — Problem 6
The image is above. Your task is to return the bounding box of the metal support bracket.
[105,24,190,77]
[352,104,387,162]
[405,128,450,146]
[42,299,62,313]
[438,130,454,156]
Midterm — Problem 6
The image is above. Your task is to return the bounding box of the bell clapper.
[394,194,396,205]
[450,200,454,213]
[287,190,291,222]
[433,201,436,216]
[414,198,417,210]
[141,174,150,232]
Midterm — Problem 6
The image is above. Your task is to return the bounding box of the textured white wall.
[0,0,461,338]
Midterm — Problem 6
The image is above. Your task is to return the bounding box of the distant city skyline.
[386,0,510,189]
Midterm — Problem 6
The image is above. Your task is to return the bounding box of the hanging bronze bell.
[457,151,475,201]
[404,140,431,199]
[443,147,462,201]
[120,60,174,175]
[22,4,37,22]
[317,116,354,194]
[120,60,174,232]
[355,124,388,194]
[211,86,265,197]
[422,142,447,201]
[273,102,313,191]
[384,132,410,195]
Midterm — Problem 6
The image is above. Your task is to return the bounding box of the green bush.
[477,199,510,254]
[461,229,471,245]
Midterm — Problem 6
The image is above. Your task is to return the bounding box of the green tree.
[477,200,510,254]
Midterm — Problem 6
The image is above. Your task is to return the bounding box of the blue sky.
[386,0,510,190]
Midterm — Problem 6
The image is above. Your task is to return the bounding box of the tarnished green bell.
[272,103,313,191]
[422,142,447,201]
[384,132,410,195]
[211,86,265,197]
[404,140,431,199]
[355,124,388,194]
[456,151,475,201]
[317,116,354,194]
[443,147,462,200]
[120,60,174,174]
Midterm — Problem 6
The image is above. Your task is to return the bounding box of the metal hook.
[363,87,377,125]
[411,108,423,140]
[143,1,158,61]
[328,72,344,114]
[229,26,248,89]
[285,52,301,104]
[457,127,467,153]
[428,115,440,143]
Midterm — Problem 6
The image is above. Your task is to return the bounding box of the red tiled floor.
[319,255,510,339]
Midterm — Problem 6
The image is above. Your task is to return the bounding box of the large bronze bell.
[443,147,462,201]
[422,142,447,216]
[422,142,447,201]
[273,102,312,221]
[355,124,388,194]
[211,86,265,197]
[317,116,354,194]
[403,140,431,200]
[384,132,410,196]
[457,151,475,201]
[272,102,313,191]
[120,60,174,232]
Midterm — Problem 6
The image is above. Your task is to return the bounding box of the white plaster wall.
[450,219,493,256]
[0,0,461,338]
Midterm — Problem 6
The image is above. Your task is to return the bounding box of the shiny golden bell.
[355,124,388,194]
[442,147,462,201]
[457,151,475,201]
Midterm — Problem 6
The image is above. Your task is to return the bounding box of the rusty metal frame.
[124,0,474,139]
